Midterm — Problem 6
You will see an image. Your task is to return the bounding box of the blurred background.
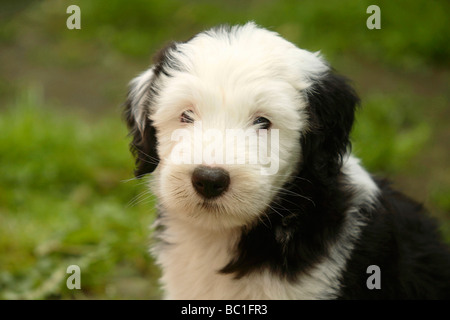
[0,0,449,299]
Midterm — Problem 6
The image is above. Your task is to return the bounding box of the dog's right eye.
[253,116,271,130]
[181,110,194,123]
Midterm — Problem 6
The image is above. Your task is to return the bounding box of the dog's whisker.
[127,190,154,208]
[121,176,140,183]
[268,186,316,207]
[269,195,304,211]
[257,209,273,229]
[271,174,313,185]
[131,144,160,163]
[169,174,183,181]
[122,178,152,187]
[266,203,284,218]
[268,199,294,214]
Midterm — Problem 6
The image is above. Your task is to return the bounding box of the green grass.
[0,87,161,299]
[3,0,448,68]
[352,92,431,174]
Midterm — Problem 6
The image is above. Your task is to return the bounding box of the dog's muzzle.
[191,166,230,199]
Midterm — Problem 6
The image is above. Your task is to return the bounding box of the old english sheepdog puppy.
[124,22,450,299]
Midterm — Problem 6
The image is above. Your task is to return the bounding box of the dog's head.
[124,23,359,229]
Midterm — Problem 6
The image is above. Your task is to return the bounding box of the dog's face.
[125,23,359,230]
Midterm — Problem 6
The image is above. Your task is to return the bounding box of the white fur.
[129,22,380,299]
[128,67,155,132]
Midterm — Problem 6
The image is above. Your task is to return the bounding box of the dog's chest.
[154,223,250,299]
[152,219,340,299]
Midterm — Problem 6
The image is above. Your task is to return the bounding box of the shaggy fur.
[124,22,450,299]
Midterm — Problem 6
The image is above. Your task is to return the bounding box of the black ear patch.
[124,104,159,177]
[302,72,360,178]
[124,42,180,177]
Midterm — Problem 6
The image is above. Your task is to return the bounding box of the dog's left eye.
[253,116,271,130]
[181,110,195,123]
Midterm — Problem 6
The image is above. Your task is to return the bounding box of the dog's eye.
[253,116,271,129]
[181,110,195,123]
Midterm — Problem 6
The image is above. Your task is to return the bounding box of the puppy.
[124,22,450,299]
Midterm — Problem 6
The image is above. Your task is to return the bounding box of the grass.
[0,87,160,299]
[0,0,448,299]
[352,92,431,174]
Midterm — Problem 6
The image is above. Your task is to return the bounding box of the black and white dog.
[124,23,450,299]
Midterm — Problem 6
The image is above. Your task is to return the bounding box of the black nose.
[191,166,230,199]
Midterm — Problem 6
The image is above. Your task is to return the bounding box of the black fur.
[126,112,159,177]
[302,71,360,179]
[337,179,450,299]
[124,42,179,177]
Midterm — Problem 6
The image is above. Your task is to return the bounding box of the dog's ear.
[301,71,360,179]
[124,68,159,177]
[124,42,179,177]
